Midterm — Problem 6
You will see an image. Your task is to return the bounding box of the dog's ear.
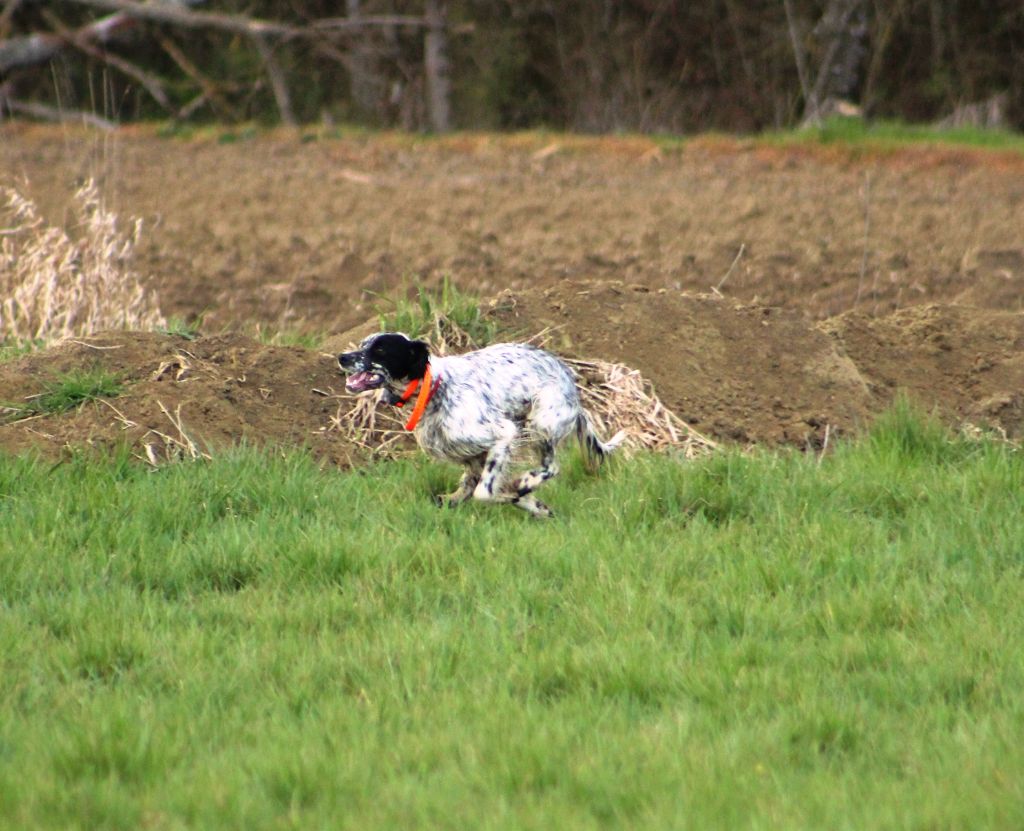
[408,339,430,379]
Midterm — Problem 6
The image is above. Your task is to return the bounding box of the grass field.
[759,116,1024,153]
[1,403,1022,829]
[103,115,1024,165]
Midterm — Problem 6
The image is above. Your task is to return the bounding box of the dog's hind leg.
[509,440,559,498]
[437,455,485,508]
[483,439,557,519]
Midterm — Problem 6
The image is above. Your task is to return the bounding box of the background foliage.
[1,0,1022,131]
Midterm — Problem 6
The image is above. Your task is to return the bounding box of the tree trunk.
[808,0,869,116]
[423,0,450,132]
[345,0,382,121]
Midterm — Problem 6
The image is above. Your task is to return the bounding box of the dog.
[338,332,625,517]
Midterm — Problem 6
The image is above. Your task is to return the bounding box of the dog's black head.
[338,332,430,394]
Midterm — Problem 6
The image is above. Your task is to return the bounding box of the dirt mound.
[486,281,1024,445]
[2,284,1023,461]
[0,332,372,465]
[823,304,1024,437]
[486,282,873,446]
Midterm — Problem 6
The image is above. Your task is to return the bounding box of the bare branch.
[64,1,441,39]
[314,15,444,32]
[251,35,295,126]
[64,0,300,37]
[1,95,117,129]
[41,8,172,111]
[156,32,239,120]
[0,0,23,39]
[782,0,817,125]
[175,90,208,120]
[0,12,136,73]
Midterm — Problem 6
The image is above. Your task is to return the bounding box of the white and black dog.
[339,332,625,517]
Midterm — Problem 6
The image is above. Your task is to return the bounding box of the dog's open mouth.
[345,370,385,393]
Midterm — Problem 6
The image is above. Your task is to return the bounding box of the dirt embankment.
[487,281,1024,446]
[0,333,364,466]
[3,281,1024,461]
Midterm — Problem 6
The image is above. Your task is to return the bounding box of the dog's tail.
[576,413,627,472]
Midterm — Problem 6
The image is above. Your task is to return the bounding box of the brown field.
[2,125,1023,460]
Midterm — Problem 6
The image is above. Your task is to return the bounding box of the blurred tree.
[0,0,1020,131]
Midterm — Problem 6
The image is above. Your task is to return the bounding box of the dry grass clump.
[566,357,716,458]
[328,319,716,460]
[327,389,413,459]
[0,180,165,344]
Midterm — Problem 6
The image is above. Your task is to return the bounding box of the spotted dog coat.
[338,332,625,517]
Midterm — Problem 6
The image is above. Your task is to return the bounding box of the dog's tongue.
[346,371,375,392]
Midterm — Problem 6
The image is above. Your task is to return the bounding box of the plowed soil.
[2,125,1023,459]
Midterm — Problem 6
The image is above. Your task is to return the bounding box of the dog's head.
[338,332,430,394]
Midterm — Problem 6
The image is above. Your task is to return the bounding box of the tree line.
[1,0,1021,132]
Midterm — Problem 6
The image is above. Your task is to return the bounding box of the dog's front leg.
[473,423,517,503]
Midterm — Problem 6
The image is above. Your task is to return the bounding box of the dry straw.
[565,357,716,458]
[329,317,716,460]
[0,180,165,343]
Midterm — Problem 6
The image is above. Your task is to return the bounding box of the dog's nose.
[338,352,356,369]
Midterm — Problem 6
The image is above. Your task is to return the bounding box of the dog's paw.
[433,493,464,509]
[512,494,554,518]
[532,501,554,519]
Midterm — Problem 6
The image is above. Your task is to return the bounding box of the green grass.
[3,368,123,420]
[145,119,1024,159]
[159,316,203,341]
[1,406,1023,829]
[376,277,499,346]
[0,338,43,363]
[156,316,324,349]
[761,115,1024,153]
[254,325,326,350]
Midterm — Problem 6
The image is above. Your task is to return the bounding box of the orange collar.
[393,364,440,431]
